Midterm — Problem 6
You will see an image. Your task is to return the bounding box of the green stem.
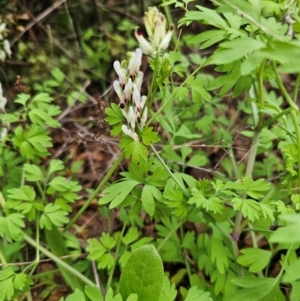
[273,62,299,112]
[292,73,300,103]
[146,63,205,126]
[64,151,125,231]
[258,107,291,131]
[157,219,184,251]
[23,232,95,287]
[106,221,127,291]
[290,110,300,189]
[150,144,190,198]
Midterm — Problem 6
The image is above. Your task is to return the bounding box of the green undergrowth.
[1,0,300,300]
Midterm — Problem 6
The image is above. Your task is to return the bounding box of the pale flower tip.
[121,125,139,141]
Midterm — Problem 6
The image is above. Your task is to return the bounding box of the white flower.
[3,40,11,57]
[140,106,148,127]
[134,71,144,91]
[128,106,136,130]
[113,61,127,85]
[113,80,125,107]
[123,77,133,101]
[135,7,174,56]
[0,127,7,140]
[0,50,5,62]
[0,83,7,111]
[158,26,174,51]
[122,125,139,141]
[135,28,155,55]
[128,48,142,76]
[0,23,5,40]
[132,83,141,112]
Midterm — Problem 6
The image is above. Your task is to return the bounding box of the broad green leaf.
[208,38,265,65]
[188,30,228,49]
[180,6,228,29]
[99,180,139,208]
[119,245,164,301]
[227,276,284,301]
[31,92,53,103]
[237,248,272,272]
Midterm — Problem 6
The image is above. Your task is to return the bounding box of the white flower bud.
[121,125,139,141]
[132,83,141,112]
[113,61,127,85]
[113,80,125,107]
[3,40,11,57]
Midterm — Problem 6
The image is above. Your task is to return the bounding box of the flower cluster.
[113,48,148,141]
[135,7,174,57]
[0,20,11,61]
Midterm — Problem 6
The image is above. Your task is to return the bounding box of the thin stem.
[273,62,299,112]
[23,232,95,287]
[106,221,127,291]
[64,151,125,231]
[157,220,184,251]
[292,73,300,102]
[150,144,190,198]
[290,110,300,190]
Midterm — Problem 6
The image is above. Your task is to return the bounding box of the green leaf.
[142,127,160,145]
[0,213,25,242]
[31,92,53,104]
[237,248,272,272]
[119,245,163,301]
[105,103,124,126]
[159,276,177,301]
[47,159,65,177]
[188,192,223,214]
[85,285,104,301]
[282,259,300,283]
[210,233,229,274]
[14,94,30,106]
[184,286,213,301]
[120,138,148,163]
[51,68,65,83]
[231,198,260,222]
[208,38,265,65]
[188,30,228,49]
[40,204,69,230]
[99,180,139,208]
[23,164,42,181]
[65,288,85,301]
[180,6,228,29]
[141,185,162,216]
[227,276,284,301]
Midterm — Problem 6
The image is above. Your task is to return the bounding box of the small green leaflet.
[184,286,213,301]
[0,213,25,242]
[39,204,69,230]
[237,248,272,272]
[99,180,139,208]
[120,137,148,163]
[141,185,162,216]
